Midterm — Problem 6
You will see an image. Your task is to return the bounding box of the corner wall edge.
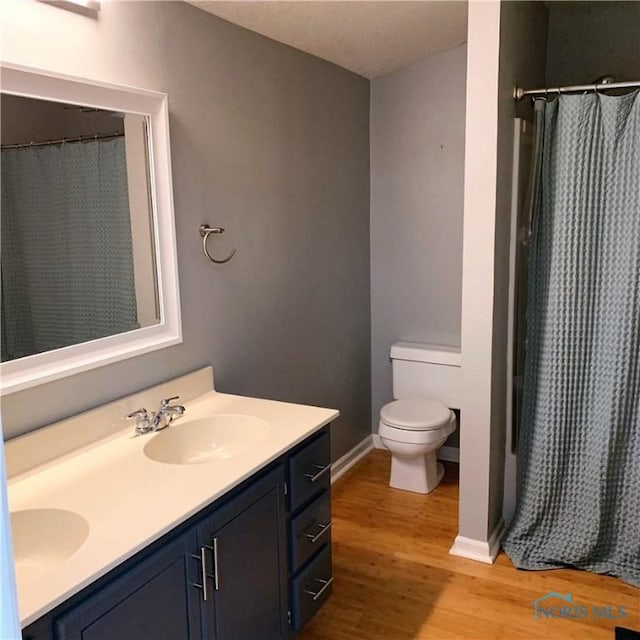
[449,517,505,564]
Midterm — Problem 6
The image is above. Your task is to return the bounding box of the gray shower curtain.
[502,90,640,586]
[1,138,138,361]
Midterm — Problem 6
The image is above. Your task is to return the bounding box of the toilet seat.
[380,399,452,431]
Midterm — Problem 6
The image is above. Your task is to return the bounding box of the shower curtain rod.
[0,131,124,150]
[514,79,640,101]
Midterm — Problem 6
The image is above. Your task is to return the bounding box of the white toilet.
[379,342,461,494]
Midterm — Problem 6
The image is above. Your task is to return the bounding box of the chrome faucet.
[158,396,186,424]
[127,396,186,435]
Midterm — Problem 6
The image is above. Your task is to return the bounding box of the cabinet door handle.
[190,546,210,601]
[200,545,209,601]
[302,463,331,483]
[189,545,213,601]
[188,552,202,596]
[304,521,332,544]
[303,577,333,601]
[212,537,220,591]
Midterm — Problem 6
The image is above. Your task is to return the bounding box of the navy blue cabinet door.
[198,466,288,640]
[54,531,203,640]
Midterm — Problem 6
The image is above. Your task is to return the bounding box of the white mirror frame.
[0,62,182,395]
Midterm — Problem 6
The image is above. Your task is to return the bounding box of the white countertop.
[8,386,338,627]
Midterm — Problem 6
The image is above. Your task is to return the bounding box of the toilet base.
[389,452,444,494]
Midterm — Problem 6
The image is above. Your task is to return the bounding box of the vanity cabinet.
[196,469,288,640]
[24,467,287,640]
[21,426,332,640]
[53,532,203,640]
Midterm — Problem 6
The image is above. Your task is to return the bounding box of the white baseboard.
[449,517,505,564]
[331,435,374,483]
[372,434,459,463]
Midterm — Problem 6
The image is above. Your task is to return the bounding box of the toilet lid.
[381,399,451,431]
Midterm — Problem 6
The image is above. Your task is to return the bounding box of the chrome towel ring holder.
[199,224,236,264]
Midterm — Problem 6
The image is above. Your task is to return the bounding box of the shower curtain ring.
[199,224,236,264]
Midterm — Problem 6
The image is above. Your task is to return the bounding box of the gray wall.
[0,0,371,461]
[370,44,466,429]
[1,95,124,145]
[546,1,640,86]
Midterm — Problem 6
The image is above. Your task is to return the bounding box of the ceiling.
[187,1,468,79]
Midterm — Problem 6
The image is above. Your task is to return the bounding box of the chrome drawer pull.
[303,577,334,601]
[304,522,332,544]
[302,463,331,483]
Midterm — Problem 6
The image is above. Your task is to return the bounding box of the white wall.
[370,44,466,427]
[455,0,502,549]
[454,0,547,553]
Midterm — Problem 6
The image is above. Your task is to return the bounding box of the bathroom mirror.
[0,63,181,395]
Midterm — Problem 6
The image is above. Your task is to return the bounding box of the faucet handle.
[126,408,149,420]
[160,396,180,408]
[126,408,154,434]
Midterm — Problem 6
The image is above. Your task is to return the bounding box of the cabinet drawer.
[290,490,331,572]
[288,431,331,511]
[290,544,332,631]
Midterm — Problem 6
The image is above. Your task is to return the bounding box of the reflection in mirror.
[0,63,181,395]
[1,96,160,362]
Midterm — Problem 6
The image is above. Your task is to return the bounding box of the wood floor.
[297,450,639,640]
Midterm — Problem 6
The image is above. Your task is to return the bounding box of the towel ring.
[199,224,236,264]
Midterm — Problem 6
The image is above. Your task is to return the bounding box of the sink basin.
[11,508,89,585]
[143,415,271,464]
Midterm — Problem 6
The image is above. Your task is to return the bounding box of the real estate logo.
[531,592,627,621]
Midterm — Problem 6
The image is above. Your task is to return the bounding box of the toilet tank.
[390,342,462,409]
